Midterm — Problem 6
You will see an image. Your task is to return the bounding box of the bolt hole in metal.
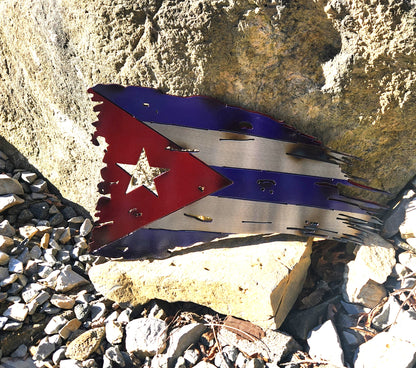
[128,208,142,217]
[257,179,277,194]
[238,121,253,130]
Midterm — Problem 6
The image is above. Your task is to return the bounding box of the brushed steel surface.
[144,122,347,180]
[145,196,369,237]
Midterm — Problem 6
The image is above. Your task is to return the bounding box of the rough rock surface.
[89,238,312,329]
[1,0,416,212]
[354,331,416,368]
[342,234,395,307]
[65,327,106,360]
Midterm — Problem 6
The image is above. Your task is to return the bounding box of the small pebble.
[50,294,76,309]
[21,172,37,184]
[3,321,23,331]
[35,336,56,360]
[0,250,10,265]
[45,315,69,335]
[106,320,124,345]
[105,345,125,367]
[52,347,67,365]
[30,179,48,193]
[11,344,28,358]
[80,218,93,236]
[3,302,28,321]
[59,318,82,339]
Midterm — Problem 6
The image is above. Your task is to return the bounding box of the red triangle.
[90,91,232,250]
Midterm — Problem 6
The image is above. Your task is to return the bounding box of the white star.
[117,148,169,196]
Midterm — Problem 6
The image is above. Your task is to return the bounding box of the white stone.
[0,273,18,287]
[50,294,75,309]
[38,265,54,279]
[80,218,93,236]
[184,349,200,365]
[343,234,394,308]
[59,360,83,368]
[59,228,72,244]
[389,309,416,342]
[3,321,23,331]
[68,216,85,224]
[21,171,37,184]
[32,290,51,305]
[59,318,82,339]
[307,320,344,368]
[405,238,416,248]
[52,347,67,365]
[355,234,396,284]
[0,174,24,195]
[398,251,416,273]
[90,239,312,329]
[105,346,125,367]
[40,269,61,288]
[0,194,24,213]
[3,303,28,322]
[54,267,89,292]
[354,331,416,368]
[26,299,39,315]
[105,320,124,345]
[174,356,187,368]
[18,225,38,240]
[21,283,44,303]
[400,198,416,238]
[8,258,24,274]
[125,318,168,357]
[167,323,206,361]
[0,315,8,328]
[343,271,386,308]
[218,325,299,364]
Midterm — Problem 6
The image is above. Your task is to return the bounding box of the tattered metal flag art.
[88,84,383,259]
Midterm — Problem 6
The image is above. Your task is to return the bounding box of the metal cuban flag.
[88,84,384,259]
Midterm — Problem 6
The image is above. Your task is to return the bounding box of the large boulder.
[1,0,415,213]
[88,237,312,329]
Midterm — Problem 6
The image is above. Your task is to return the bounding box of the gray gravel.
[2,150,416,368]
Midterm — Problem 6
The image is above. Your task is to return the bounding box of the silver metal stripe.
[144,196,369,236]
[144,122,347,180]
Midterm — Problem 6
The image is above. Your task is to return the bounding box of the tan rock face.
[89,238,312,329]
[0,0,415,213]
[65,327,105,360]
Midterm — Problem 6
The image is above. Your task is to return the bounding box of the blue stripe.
[211,167,368,214]
[91,84,321,145]
[92,228,226,259]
